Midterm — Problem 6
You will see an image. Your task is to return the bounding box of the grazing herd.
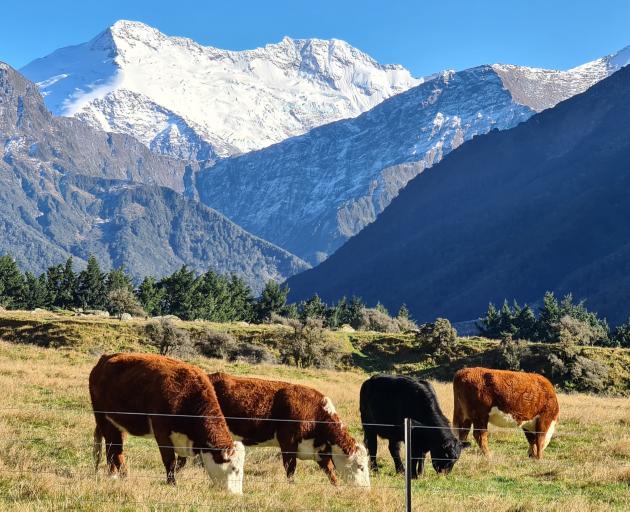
[89,353,560,495]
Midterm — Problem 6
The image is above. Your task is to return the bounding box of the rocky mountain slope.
[21,20,420,159]
[195,46,630,263]
[0,63,308,289]
[285,64,630,325]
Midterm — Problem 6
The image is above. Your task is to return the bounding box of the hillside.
[0,63,308,289]
[286,64,630,324]
[0,314,628,511]
[196,49,630,264]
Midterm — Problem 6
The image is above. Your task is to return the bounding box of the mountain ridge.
[285,63,630,325]
[0,62,308,290]
[22,20,421,158]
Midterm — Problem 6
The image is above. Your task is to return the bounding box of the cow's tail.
[93,425,103,473]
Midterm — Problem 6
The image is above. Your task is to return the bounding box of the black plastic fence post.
[404,417,412,512]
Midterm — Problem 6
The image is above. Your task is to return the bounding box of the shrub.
[107,288,145,318]
[552,315,608,346]
[496,333,529,371]
[196,329,238,359]
[196,329,275,364]
[546,341,609,393]
[145,318,192,356]
[279,318,343,369]
[361,308,401,333]
[416,318,459,361]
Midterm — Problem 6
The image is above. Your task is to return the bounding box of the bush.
[416,318,459,361]
[546,341,609,393]
[196,329,238,359]
[496,334,529,371]
[107,288,145,318]
[279,318,343,369]
[196,329,275,364]
[361,308,401,333]
[145,318,193,356]
[552,315,608,346]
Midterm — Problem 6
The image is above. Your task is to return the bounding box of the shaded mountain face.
[21,20,420,159]
[285,65,630,325]
[0,63,308,290]
[195,51,630,264]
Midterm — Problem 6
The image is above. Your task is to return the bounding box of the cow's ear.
[460,441,472,449]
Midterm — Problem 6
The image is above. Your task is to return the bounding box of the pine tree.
[0,255,25,308]
[158,265,196,320]
[538,291,560,342]
[513,303,537,340]
[76,255,107,310]
[375,302,389,315]
[347,296,365,330]
[256,281,289,322]
[477,302,501,338]
[137,276,164,316]
[23,272,49,309]
[106,267,134,293]
[301,294,326,321]
[56,257,77,309]
[397,304,410,320]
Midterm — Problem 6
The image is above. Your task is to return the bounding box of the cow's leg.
[100,421,127,478]
[472,419,490,457]
[317,455,339,486]
[388,439,404,474]
[412,450,426,479]
[154,430,177,484]
[524,430,537,458]
[363,429,379,472]
[453,400,472,441]
[534,416,556,460]
[175,456,187,472]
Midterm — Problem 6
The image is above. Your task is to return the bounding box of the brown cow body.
[453,368,559,459]
[89,353,245,493]
[206,372,370,487]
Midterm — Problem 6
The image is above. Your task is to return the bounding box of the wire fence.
[1,404,627,511]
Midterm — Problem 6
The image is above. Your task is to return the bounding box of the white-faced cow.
[202,372,370,487]
[360,375,469,477]
[89,353,245,494]
[453,367,559,459]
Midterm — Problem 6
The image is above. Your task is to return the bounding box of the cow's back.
[454,367,559,421]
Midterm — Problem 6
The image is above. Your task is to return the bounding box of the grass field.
[0,335,628,511]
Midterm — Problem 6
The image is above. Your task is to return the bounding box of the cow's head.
[430,438,470,475]
[331,443,370,488]
[201,441,245,494]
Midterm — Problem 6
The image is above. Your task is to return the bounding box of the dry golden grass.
[0,341,628,511]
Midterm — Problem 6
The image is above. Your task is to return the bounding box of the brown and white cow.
[453,367,559,459]
[89,353,245,493]
[204,372,370,487]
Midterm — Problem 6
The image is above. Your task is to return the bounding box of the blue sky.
[2,0,630,76]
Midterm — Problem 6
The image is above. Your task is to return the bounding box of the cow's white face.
[331,443,370,488]
[201,441,245,495]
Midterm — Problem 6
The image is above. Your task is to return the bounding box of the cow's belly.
[170,432,196,457]
[488,407,537,431]
[106,415,154,439]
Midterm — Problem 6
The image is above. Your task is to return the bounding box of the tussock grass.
[0,341,628,511]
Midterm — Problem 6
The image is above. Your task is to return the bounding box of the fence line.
[0,404,594,436]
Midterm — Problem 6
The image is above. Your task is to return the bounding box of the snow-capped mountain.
[21,20,421,159]
[195,47,630,264]
[0,62,308,290]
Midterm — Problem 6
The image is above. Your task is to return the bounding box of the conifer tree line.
[0,254,411,327]
[478,292,630,348]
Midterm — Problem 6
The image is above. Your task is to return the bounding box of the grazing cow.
[89,353,245,494]
[453,367,559,459]
[360,375,468,477]
[203,372,370,487]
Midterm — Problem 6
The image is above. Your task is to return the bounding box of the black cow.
[360,374,469,477]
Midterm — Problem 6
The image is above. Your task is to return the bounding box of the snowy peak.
[22,20,421,157]
[491,45,630,112]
